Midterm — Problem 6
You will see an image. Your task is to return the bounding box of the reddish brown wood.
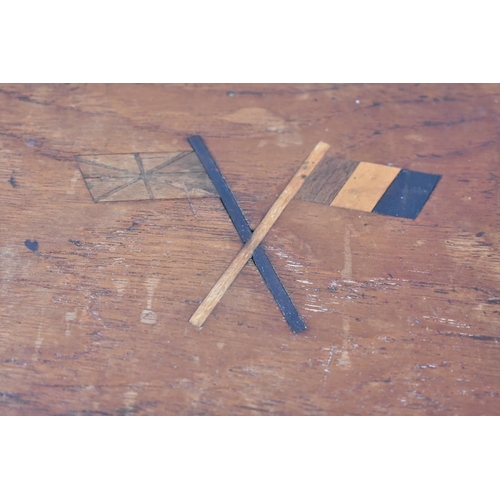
[1,83,500,415]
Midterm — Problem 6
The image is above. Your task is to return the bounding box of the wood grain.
[190,141,330,328]
[295,156,359,205]
[76,151,219,202]
[330,162,400,212]
[1,84,500,415]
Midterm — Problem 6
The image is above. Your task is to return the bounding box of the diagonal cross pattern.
[76,142,307,333]
[76,151,219,202]
[189,138,330,329]
[77,137,438,333]
[188,136,307,333]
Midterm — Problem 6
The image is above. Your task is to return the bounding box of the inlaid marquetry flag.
[77,149,440,220]
[76,151,218,203]
[295,156,441,219]
[76,143,308,333]
[76,138,443,333]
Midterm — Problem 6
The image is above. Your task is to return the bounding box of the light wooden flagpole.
[189,141,330,328]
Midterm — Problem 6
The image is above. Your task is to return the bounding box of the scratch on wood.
[66,171,80,195]
[31,308,46,362]
[112,278,128,297]
[340,225,353,279]
[65,310,77,336]
[123,387,138,414]
[322,343,336,390]
[183,182,198,219]
[140,276,160,325]
[338,316,352,369]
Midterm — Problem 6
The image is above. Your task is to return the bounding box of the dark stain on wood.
[437,332,500,343]
[24,239,39,252]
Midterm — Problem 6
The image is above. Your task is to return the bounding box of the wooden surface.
[330,161,400,212]
[76,151,219,202]
[1,83,500,415]
[190,141,329,327]
[295,156,360,205]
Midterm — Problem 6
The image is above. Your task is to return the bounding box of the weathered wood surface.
[1,83,500,415]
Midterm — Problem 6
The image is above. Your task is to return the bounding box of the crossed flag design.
[77,136,440,333]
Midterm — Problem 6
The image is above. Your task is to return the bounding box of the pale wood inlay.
[76,151,218,202]
[330,162,400,212]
